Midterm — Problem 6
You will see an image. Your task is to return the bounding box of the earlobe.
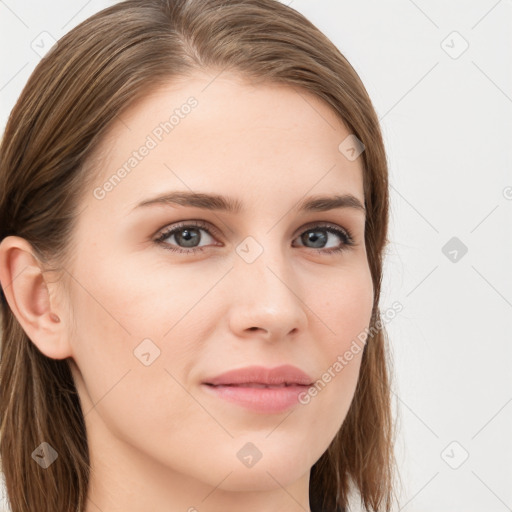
[0,235,71,360]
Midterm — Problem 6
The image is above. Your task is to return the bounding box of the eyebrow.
[133,191,366,216]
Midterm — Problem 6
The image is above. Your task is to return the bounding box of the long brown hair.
[0,1,396,510]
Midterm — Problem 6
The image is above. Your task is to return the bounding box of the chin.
[215,463,308,492]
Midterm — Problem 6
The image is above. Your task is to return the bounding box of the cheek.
[310,263,374,350]
[65,254,206,452]
[69,247,215,342]
[65,248,222,411]
[300,264,373,423]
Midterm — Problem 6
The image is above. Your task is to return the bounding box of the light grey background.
[1,1,511,511]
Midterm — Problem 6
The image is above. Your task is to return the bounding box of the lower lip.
[201,384,311,413]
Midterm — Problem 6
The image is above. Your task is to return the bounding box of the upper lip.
[202,365,314,386]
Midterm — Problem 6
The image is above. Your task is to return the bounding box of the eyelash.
[154,220,355,255]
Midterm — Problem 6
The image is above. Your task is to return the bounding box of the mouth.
[201,365,314,413]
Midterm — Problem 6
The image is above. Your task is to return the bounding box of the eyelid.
[154,219,219,238]
[294,220,351,239]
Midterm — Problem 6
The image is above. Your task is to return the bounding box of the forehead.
[87,71,365,213]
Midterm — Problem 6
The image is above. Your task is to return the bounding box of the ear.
[0,235,72,360]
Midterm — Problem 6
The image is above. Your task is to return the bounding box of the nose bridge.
[236,230,292,297]
[228,230,307,337]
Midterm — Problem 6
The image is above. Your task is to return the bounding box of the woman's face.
[64,71,373,508]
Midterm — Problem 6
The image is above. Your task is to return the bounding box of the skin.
[0,70,373,512]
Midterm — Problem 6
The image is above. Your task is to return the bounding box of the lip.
[203,364,314,386]
[201,365,314,414]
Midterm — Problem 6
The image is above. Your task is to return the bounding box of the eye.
[154,220,355,255]
[154,220,219,254]
[292,223,355,254]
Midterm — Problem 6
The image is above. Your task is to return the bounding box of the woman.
[0,0,396,510]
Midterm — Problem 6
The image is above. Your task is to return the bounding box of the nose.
[227,243,308,342]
